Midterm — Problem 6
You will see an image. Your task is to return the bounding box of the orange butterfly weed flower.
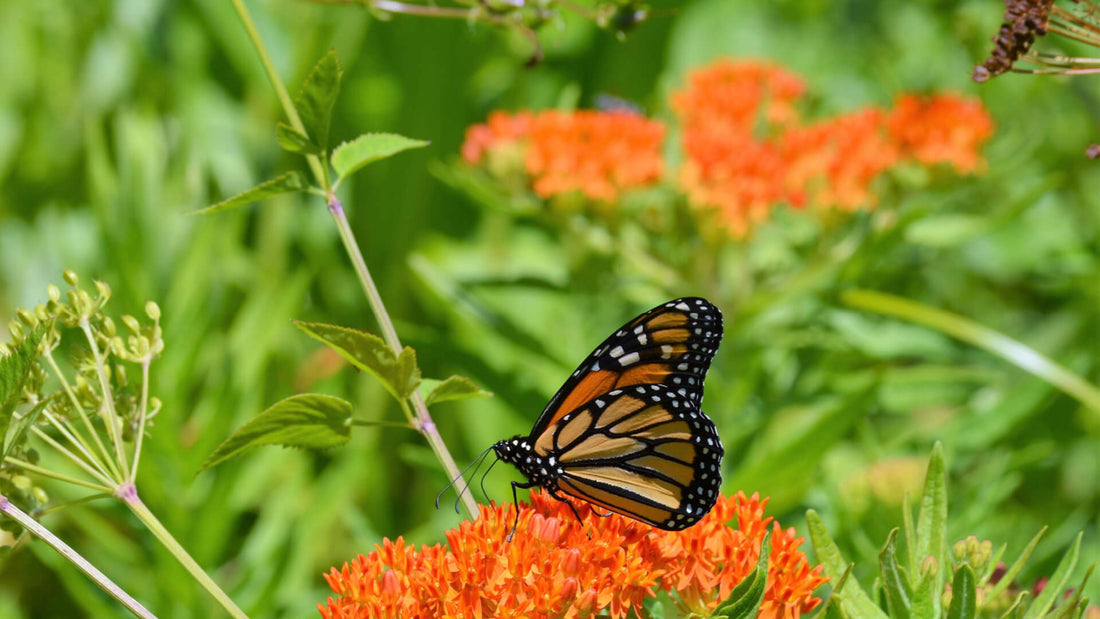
[462,109,666,202]
[779,108,900,211]
[319,490,826,619]
[672,58,806,135]
[886,94,995,174]
[673,58,995,236]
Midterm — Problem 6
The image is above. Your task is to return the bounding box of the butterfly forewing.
[542,384,724,530]
[532,297,722,439]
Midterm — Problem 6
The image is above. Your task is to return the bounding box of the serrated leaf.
[1,324,47,449]
[199,394,352,472]
[276,122,320,155]
[331,133,429,182]
[293,321,421,400]
[713,530,772,619]
[423,375,492,407]
[1022,532,1081,619]
[193,172,307,214]
[295,50,341,151]
[3,397,52,460]
[880,529,913,619]
[807,510,890,619]
[947,564,977,619]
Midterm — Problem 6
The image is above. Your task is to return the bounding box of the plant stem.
[327,195,478,518]
[0,494,157,619]
[44,350,118,478]
[230,0,477,519]
[3,457,113,493]
[80,320,129,475]
[841,289,1100,418]
[230,0,328,188]
[130,360,152,480]
[118,483,248,619]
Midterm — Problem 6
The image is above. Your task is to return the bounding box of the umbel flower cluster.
[461,58,994,236]
[319,490,827,619]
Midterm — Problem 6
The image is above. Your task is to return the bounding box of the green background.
[1,0,1097,617]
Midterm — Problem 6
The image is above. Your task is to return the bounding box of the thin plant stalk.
[0,494,157,619]
[117,483,249,619]
[229,0,477,518]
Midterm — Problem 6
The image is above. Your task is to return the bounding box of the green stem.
[230,0,477,520]
[3,456,114,493]
[79,320,129,475]
[40,409,114,481]
[44,350,118,479]
[0,494,156,619]
[328,195,478,519]
[230,0,328,188]
[29,427,116,487]
[119,483,248,619]
[841,290,1100,417]
[129,360,152,480]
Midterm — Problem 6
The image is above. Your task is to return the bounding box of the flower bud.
[101,316,116,338]
[63,270,78,286]
[145,301,161,321]
[47,284,61,302]
[95,279,111,299]
[122,315,140,334]
[17,309,38,328]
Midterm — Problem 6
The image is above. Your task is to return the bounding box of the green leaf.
[1000,593,1029,619]
[423,375,493,407]
[713,530,772,619]
[293,321,421,401]
[295,50,342,152]
[1,324,47,450]
[1022,532,1081,619]
[199,394,352,472]
[331,133,429,182]
[192,172,307,214]
[988,528,1046,602]
[914,442,948,617]
[3,397,52,460]
[879,529,913,619]
[911,563,938,619]
[947,564,977,619]
[275,122,320,155]
[807,509,889,619]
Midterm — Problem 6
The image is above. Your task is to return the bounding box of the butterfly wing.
[531,297,722,440]
[535,384,723,530]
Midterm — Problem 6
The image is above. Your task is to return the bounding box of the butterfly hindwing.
[533,384,723,530]
[531,297,722,438]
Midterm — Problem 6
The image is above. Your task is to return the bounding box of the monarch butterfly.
[492,297,724,533]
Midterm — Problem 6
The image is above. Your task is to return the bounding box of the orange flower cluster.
[885,94,995,174]
[462,109,665,202]
[319,491,826,619]
[673,59,995,236]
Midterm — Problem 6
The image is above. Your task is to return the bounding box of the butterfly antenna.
[435,445,493,513]
[478,456,501,504]
[452,447,492,515]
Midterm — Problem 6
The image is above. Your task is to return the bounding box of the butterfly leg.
[548,488,588,527]
[508,480,537,542]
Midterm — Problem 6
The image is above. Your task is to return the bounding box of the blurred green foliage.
[0,0,1096,617]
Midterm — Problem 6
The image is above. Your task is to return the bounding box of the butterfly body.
[496,297,724,531]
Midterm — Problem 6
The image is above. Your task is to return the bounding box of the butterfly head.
[491,435,528,465]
